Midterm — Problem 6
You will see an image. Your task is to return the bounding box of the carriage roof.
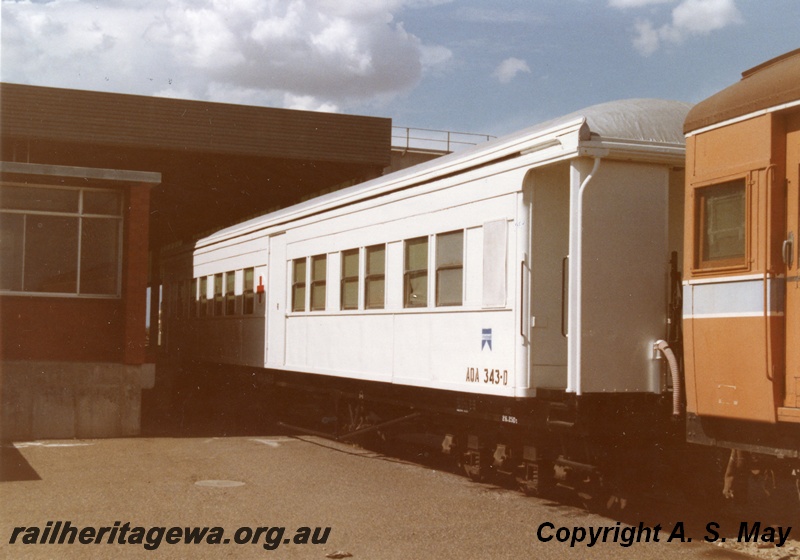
[200,98,690,247]
[684,48,800,134]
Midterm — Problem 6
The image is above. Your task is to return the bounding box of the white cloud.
[631,20,662,56]
[493,57,530,84]
[419,44,453,72]
[671,0,742,34]
[0,0,453,112]
[283,93,340,113]
[610,0,743,56]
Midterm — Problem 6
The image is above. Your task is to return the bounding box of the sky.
[2,0,799,141]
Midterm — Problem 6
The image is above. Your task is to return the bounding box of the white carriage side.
[161,235,268,368]
[162,98,689,400]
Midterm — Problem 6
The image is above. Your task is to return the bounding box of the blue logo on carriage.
[481,328,492,351]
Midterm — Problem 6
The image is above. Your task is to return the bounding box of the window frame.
[243,267,256,315]
[192,278,199,317]
[310,254,327,311]
[404,236,429,308]
[199,276,209,317]
[225,271,236,315]
[340,248,360,310]
[213,273,224,316]
[365,244,386,310]
[0,182,124,298]
[693,177,750,273]
[291,258,307,312]
[435,230,464,307]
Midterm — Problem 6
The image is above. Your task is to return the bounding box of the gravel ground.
[5,435,788,560]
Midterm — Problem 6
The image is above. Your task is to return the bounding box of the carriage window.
[695,179,747,269]
[292,259,306,312]
[311,254,327,311]
[366,244,385,309]
[213,273,223,315]
[436,231,463,306]
[199,276,208,317]
[243,267,255,315]
[192,278,199,317]
[404,237,428,308]
[225,271,236,315]
[0,184,122,296]
[341,249,359,310]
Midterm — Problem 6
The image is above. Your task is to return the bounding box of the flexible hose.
[655,339,681,416]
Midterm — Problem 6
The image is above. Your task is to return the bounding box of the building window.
[365,244,385,309]
[695,179,747,270]
[436,230,464,306]
[243,268,255,315]
[341,249,359,310]
[310,254,327,311]
[225,271,236,315]
[0,184,122,296]
[292,259,306,312]
[404,236,428,308]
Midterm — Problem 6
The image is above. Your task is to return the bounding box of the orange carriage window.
[695,179,747,270]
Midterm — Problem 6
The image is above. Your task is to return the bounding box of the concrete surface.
[2,374,789,559]
[1,432,761,560]
[1,361,154,441]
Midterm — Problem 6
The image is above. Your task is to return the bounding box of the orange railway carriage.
[683,49,800,458]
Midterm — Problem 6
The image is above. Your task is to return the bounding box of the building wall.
[0,163,158,441]
[1,298,125,362]
[1,361,153,440]
[121,184,151,365]
[0,85,395,441]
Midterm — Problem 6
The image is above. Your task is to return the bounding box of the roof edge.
[0,161,162,186]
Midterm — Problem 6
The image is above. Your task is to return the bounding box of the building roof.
[684,49,800,134]
[0,161,161,187]
[1,83,389,165]
[1,83,392,246]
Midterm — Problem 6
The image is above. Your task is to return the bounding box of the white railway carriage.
[162,98,690,492]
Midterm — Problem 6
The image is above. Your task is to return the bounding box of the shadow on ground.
[140,366,283,439]
[139,362,800,537]
[0,445,42,482]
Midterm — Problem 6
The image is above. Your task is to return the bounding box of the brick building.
[0,83,391,440]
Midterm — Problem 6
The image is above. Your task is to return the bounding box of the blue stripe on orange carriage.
[683,277,785,319]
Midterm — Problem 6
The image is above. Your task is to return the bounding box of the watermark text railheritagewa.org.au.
[8,521,330,551]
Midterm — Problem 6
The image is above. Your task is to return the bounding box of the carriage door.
[529,164,570,390]
[783,114,800,413]
[267,233,287,368]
